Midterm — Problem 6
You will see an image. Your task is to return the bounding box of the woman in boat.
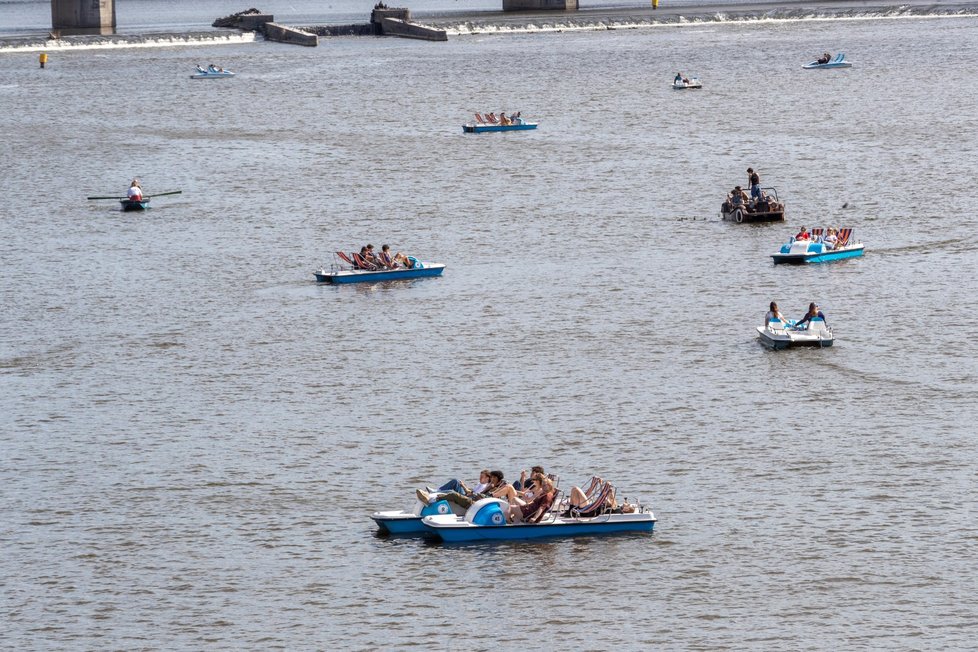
[498,112,512,126]
[506,477,556,523]
[795,226,810,241]
[816,52,831,64]
[378,244,397,268]
[822,228,838,249]
[765,301,787,325]
[127,179,142,200]
[794,303,827,329]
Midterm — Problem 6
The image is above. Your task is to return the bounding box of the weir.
[51,0,116,36]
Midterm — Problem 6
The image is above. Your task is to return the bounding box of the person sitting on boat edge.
[765,301,788,326]
[794,303,827,329]
[795,226,810,241]
[127,179,142,200]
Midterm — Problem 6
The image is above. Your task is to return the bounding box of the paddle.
[148,190,182,197]
[87,195,126,200]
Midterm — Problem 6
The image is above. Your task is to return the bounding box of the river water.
[2,9,978,650]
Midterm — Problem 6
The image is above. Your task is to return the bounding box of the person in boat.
[674,72,683,84]
[795,226,810,241]
[127,179,143,201]
[512,111,524,125]
[378,244,397,268]
[435,469,491,497]
[392,252,421,269]
[794,303,827,329]
[765,301,787,325]
[196,64,206,73]
[514,465,545,491]
[816,52,831,65]
[498,112,512,126]
[730,186,750,211]
[417,470,508,509]
[506,476,556,523]
[822,228,838,249]
[747,167,761,201]
[563,477,624,515]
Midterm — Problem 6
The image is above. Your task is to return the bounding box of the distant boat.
[720,187,785,223]
[191,66,235,79]
[462,122,537,133]
[120,198,150,211]
[757,318,834,349]
[314,251,445,284]
[803,53,853,69]
[672,77,702,89]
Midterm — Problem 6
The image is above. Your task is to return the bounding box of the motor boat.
[803,53,853,69]
[421,497,656,543]
[720,187,785,223]
[756,318,833,349]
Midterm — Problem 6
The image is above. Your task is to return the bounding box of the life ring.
[734,208,744,223]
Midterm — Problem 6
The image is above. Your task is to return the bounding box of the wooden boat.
[720,187,785,223]
[120,198,150,211]
[462,122,537,133]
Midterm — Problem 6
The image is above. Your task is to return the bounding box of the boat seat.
[836,228,852,248]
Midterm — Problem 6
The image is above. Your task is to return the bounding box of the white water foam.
[0,31,256,53]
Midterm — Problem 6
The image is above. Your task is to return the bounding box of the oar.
[148,190,182,197]
[87,195,126,200]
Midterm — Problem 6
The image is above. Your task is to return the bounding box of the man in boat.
[747,167,761,201]
[816,52,831,65]
[498,112,512,126]
[127,179,142,201]
[512,111,524,125]
[730,186,750,211]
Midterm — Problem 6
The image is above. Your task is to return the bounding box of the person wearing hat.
[794,302,827,330]
[127,179,142,201]
[747,167,761,200]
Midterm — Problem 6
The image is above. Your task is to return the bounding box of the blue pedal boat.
[191,66,235,79]
[462,122,538,133]
[314,262,445,284]
[421,498,656,543]
[803,53,853,69]
[120,198,150,211]
[772,229,863,264]
[372,499,465,535]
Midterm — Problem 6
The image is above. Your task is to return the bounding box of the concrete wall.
[51,0,116,35]
[263,22,318,46]
[379,17,447,41]
[502,0,578,10]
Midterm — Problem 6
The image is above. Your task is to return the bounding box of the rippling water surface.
[2,13,978,650]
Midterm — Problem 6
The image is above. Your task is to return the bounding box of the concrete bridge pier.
[52,0,116,36]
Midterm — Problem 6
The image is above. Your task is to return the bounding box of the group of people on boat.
[354,243,420,270]
[765,301,827,329]
[793,226,844,249]
[415,466,635,524]
[721,167,783,214]
[481,111,526,126]
[195,64,227,74]
[674,72,692,85]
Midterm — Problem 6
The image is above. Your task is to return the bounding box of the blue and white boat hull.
[757,318,833,349]
[462,123,538,133]
[772,242,864,264]
[314,262,445,284]
[371,499,463,535]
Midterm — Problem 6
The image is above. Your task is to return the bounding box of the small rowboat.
[462,122,537,133]
[120,198,150,211]
[803,53,852,69]
[190,68,235,79]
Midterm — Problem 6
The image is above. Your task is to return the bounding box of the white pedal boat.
[757,318,833,349]
[672,78,702,89]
